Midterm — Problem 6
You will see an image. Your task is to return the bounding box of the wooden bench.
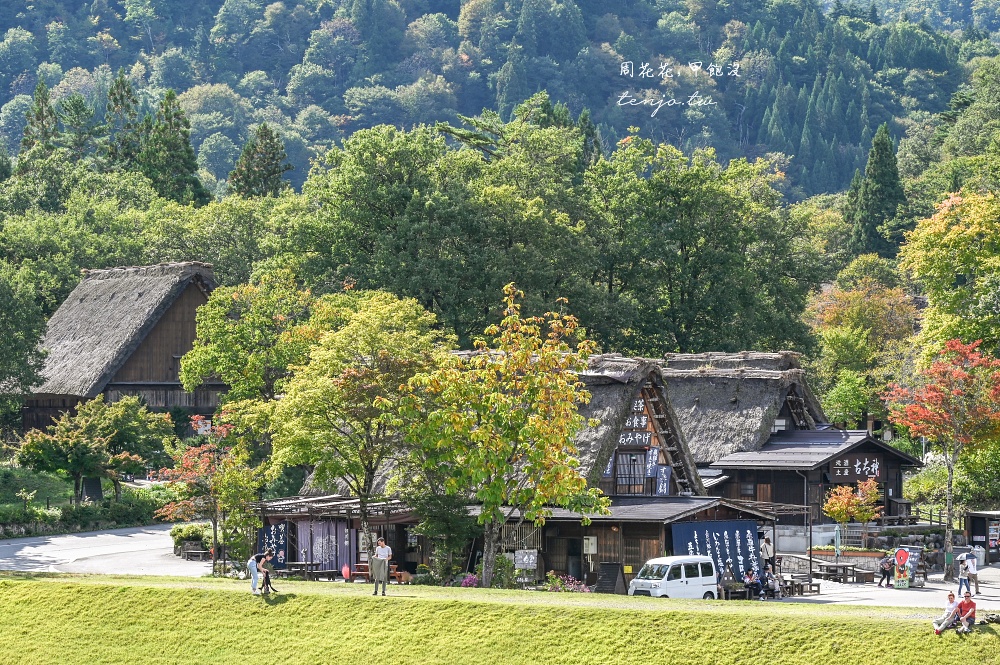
[351,562,403,583]
[183,550,210,561]
[800,582,822,595]
[853,569,875,584]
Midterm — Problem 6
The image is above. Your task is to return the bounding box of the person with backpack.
[877,552,893,588]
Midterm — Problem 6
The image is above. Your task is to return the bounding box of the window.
[683,563,700,579]
[666,566,681,581]
[771,418,788,433]
[700,562,715,578]
[615,451,646,495]
[740,482,755,499]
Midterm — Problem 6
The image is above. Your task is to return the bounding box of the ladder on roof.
[786,393,810,429]
[640,382,694,494]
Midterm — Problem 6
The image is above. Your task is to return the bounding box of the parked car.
[627,555,717,599]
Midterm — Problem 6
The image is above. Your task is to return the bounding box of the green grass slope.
[0,576,993,665]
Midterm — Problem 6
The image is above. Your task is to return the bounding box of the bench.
[183,550,210,561]
[352,562,404,583]
[853,569,875,584]
[800,582,822,595]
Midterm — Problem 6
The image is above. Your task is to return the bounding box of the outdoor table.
[817,563,855,583]
[284,562,321,580]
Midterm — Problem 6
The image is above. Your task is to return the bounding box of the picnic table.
[351,562,403,583]
[817,563,855,583]
[283,561,321,580]
[183,550,210,561]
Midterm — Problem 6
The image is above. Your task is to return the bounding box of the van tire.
[703,591,715,600]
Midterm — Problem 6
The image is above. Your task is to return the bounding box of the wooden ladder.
[640,383,693,494]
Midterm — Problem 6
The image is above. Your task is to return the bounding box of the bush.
[460,574,479,587]
[473,555,517,589]
[170,523,211,549]
[411,573,438,585]
[544,571,591,593]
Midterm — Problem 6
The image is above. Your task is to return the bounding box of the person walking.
[965,554,980,596]
[877,552,894,588]
[247,549,274,595]
[957,559,971,596]
[957,591,976,633]
[372,537,392,597]
[760,536,776,573]
[932,592,958,635]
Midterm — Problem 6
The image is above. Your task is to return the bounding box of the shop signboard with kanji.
[830,454,883,481]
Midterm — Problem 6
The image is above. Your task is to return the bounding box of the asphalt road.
[0,524,211,576]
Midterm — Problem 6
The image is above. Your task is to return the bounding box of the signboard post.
[514,549,539,585]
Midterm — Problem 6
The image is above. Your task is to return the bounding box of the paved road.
[0,524,211,577]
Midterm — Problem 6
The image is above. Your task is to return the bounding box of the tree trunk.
[211,501,219,576]
[480,521,500,588]
[359,501,373,559]
[73,474,82,506]
[112,477,122,502]
[944,456,955,582]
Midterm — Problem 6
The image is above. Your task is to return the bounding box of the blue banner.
[645,448,659,477]
[671,520,760,578]
[257,522,289,569]
[655,466,672,495]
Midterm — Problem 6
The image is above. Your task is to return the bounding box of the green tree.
[180,269,317,403]
[137,90,211,206]
[272,291,452,556]
[19,81,59,158]
[847,124,907,257]
[228,123,292,198]
[0,261,45,431]
[105,70,142,171]
[18,419,106,506]
[402,285,608,588]
[56,93,104,162]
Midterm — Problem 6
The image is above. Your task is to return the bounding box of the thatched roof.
[657,352,827,466]
[576,354,704,494]
[33,262,216,398]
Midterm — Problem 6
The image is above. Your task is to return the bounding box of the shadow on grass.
[262,593,295,606]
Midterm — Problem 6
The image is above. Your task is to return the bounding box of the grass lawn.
[0,573,994,665]
[0,466,73,506]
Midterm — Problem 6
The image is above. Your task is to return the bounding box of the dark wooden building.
[22,262,223,431]
[711,430,922,524]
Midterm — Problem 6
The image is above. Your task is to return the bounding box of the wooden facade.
[711,431,921,526]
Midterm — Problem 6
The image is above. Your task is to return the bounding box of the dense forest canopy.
[0,0,993,197]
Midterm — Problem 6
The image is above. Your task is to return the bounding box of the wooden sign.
[830,454,883,481]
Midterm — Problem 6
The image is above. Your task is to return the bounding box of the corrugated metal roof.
[469,497,775,523]
[710,430,921,470]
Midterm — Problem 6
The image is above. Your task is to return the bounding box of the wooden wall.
[112,283,207,383]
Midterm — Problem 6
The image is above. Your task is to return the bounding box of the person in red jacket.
[956,591,976,633]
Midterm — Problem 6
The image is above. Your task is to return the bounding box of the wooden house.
[22,262,223,431]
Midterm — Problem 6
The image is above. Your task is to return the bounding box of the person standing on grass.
[760,536,775,573]
[932,592,958,634]
[965,555,980,596]
[248,549,274,596]
[372,537,392,596]
[957,591,976,633]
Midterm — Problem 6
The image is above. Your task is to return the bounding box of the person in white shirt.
[372,537,393,596]
[760,535,775,572]
[965,555,980,595]
[933,592,958,634]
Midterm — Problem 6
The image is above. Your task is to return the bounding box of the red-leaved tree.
[884,340,1000,579]
[157,417,262,570]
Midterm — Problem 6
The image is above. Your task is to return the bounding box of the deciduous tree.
[885,339,1000,578]
[402,284,608,588]
[272,291,452,556]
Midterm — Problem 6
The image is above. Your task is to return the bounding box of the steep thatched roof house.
[658,351,826,466]
[23,263,223,431]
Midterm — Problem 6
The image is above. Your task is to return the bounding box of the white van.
[627,555,717,599]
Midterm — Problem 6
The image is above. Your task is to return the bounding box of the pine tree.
[228,123,292,198]
[138,90,211,206]
[105,69,142,171]
[20,81,59,155]
[0,146,11,182]
[847,123,906,258]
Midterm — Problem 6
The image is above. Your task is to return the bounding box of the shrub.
[473,555,517,589]
[170,523,211,549]
[544,571,591,593]
[460,574,479,587]
[412,573,438,585]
